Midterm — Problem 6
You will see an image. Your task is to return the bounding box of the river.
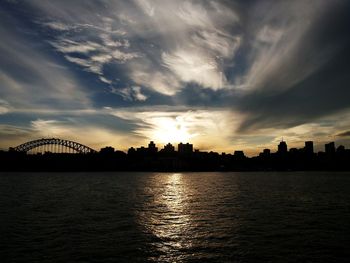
[1,172,349,262]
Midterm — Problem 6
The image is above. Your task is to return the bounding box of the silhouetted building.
[289,148,299,154]
[337,145,345,153]
[100,146,115,154]
[263,149,270,155]
[259,148,271,157]
[178,143,193,154]
[162,143,175,153]
[2,137,350,172]
[278,140,288,154]
[136,146,147,154]
[148,141,158,153]
[234,150,245,158]
[304,141,314,154]
[325,142,335,154]
[128,147,136,155]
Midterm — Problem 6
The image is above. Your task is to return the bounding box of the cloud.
[233,0,350,132]
[50,39,100,54]
[42,21,74,31]
[28,118,141,151]
[108,108,240,152]
[0,21,90,111]
[0,100,10,114]
[135,0,155,17]
[337,131,350,137]
[0,124,33,150]
[46,24,140,79]
[2,0,350,153]
[129,63,181,95]
[112,86,148,102]
[192,31,241,58]
[162,49,224,90]
[237,2,319,92]
[31,119,67,136]
[99,76,112,85]
[111,50,140,62]
[31,0,240,96]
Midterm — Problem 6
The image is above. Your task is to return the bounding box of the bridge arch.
[11,138,97,154]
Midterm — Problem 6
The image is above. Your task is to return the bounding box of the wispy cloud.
[0,20,90,111]
[337,131,350,137]
[162,49,224,90]
[0,99,10,114]
[112,86,148,102]
[1,0,350,153]
[108,108,240,152]
[47,25,140,78]
[34,0,240,97]
[28,118,141,151]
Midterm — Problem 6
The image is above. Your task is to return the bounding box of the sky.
[1,0,350,155]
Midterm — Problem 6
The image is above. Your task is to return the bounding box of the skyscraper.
[162,143,175,153]
[148,141,158,153]
[278,140,288,154]
[178,143,193,154]
[325,142,335,154]
[304,141,314,154]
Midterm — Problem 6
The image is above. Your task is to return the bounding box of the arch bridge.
[11,138,97,154]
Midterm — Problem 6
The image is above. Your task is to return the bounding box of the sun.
[151,116,193,144]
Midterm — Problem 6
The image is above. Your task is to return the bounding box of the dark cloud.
[337,131,350,137]
[1,0,350,150]
[235,1,350,132]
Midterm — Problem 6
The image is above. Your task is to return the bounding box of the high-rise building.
[325,142,335,154]
[136,146,147,154]
[289,148,298,154]
[148,141,158,153]
[234,150,245,158]
[128,147,136,155]
[162,143,175,153]
[259,149,270,157]
[304,141,314,154]
[100,146,115,154]
[337,145,345,153]
[178,143,193,154]
[263,149,271,155]
[278,140,288,154]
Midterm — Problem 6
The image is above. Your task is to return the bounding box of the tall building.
[278,140,288,154]
[162,143,175,153]
[259,149,270,157]
[304,141,314,154]
[337,145,345,153]
[289,148,298,154]
[100,146,115,154]
[136,146,147,154]
[234,150,245,158]
[148,141,158,153]
[325,142,335,154]
[263,149,271,155]
[178,143,193,154]
[128,147,136,155]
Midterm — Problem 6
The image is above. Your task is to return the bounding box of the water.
[1,172,350,262]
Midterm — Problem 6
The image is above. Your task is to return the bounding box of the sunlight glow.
[150,116,193,144]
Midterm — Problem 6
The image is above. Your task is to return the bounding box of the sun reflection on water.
[137,173,192,259]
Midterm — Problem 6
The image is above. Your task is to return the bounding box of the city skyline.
[4,136,348,158]
[2,136,349,172]
[1,1,350,155]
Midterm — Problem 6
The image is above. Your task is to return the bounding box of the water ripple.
[1,172,350,262]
